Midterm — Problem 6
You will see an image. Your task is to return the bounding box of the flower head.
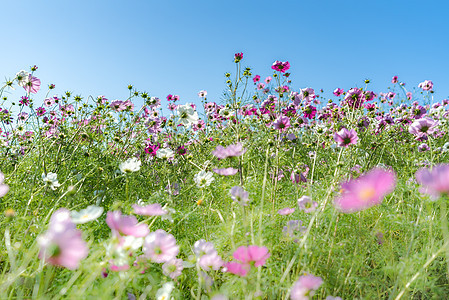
[38,209,88,270]
[106,211,149,237]
[415,164,449,198]
[212,142,247,159]
[0,171,9,198]
[194,171,214,188]
[230,186,250,206]
[418,80,433,91]
[213,167,238,176]
[334,128,358,147]
[334,168,396,213]
[42,172,61,190]
[272,60,290,72]
[71,205,104,224]
[132,203,167,216]
[290,274,323,300]
[143,229,179,263]
[177,103,199,126]
[119,157,141,173]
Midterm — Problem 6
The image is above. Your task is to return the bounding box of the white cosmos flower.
[156,148,175,159]
[42,172,61,190]
[119,157,141,173]
[176,103,199,126]
[194,171,214,188]
[156,282,174,300]
[16,70,30,87]
[71,205,104,224]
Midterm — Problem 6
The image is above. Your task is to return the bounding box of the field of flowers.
[1,54,449,299]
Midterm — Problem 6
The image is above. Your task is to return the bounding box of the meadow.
[1,54,449,299]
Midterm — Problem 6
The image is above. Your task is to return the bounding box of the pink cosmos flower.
[212,142,247,159]
[265,76,272,84]
[23,75,41,94]
[408,118,438,138]
[110,100,126,112]
[230,186,250,206]
[333,88,344,97]
[106,211,150,238]
[213,167,238,176]
[257,83,266,90]
[0,172,10,198]
[299,88,316,104]
[290,274,323,300]
[273,116,291,131]
[199,251,224,271]
[271,60,290,72]
[297,196,318,213]
[303,105,317,119]
[143,229,179,263]
[198,90,207,97]
[278,207,295,215]
[132,203,167,216]
[415,164,449,198]
[224,245,270,277]
[334,168,397,213]
[162,258,184,279]
[344,87,366,109]
[253,75,261,83]
[391,76,398,83]
[38,209,88,270]
[418,80,433,91]
[234,52,243,63]
[406,92,413,100]
[334,128,358,147]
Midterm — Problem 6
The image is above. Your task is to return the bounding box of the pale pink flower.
[212,142,247,159]
[23,75,41,94]
[265,76,272,84]
[278,207,295,215]
[290,274,323,300]
[143,229,179,263]
[334,168,397,213]
[297,196,318,213]
[230,186,250,206]
[132,203,167,216]
[415,164,449,198]
[0,172,9,198]
[213,167,238,176]
[38,209,88,270]
[199,251,224,271]
[418,80,433,91]
[106,211,150,237]
[273,116,291,131]
[162,258,184,279]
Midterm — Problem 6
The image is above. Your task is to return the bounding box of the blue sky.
[1,0,448,110]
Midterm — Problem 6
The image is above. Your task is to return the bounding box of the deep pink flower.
[303,105,317,119]
[234,52,243,63]
[334,128,358,147]
[213,167,238,176]
[233,245,270,267]
[290,274,323,300]
[23,75,41,94]
[415,164,449,198]
[132,203,167,216]
[224,261,250,276]
[334,168,397,213]
[391,76,398,83]
[143,229,179,263]
[253,75,261,83]
[271,60,290,73]
[106,211,150,237]
[333,88,344,97]
[38,209,88,270]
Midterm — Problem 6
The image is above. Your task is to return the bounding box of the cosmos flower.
[278,207,295,215]
[0,171,9,198]
[297,196,318,213]
[162,258,184,279]
[273,116,291,131]
[334,168,397,213]
[290,274,323,300]
[194,171,215,188]
[119,157,141,173]
[224,245,270,277]
[212,142,247,159]
[71,205,104,224]
[415,164,449,199]
[334,128,358,147]
[418,80,433,91]
[38,209,88,270]
[143,229,179,263]
[213,167,238,176]
[106,211,150,238]
[132,203,168,216]
[271,60,290,72]
[176,103,199,126]
[230,186,250,206]
[42,172,61,190]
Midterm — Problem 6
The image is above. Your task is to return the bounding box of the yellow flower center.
[359,188,376,201]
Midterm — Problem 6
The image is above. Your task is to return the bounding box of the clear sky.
[1,0,448,110]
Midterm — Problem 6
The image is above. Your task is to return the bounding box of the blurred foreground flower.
[334,168,396,213]
[0,171,9,197]
[212,142,247,159]
[38,208,88,270]
[143,229,179,263]
[106,211,149,238]
[415,164,449,199]
[133,203,167,216]
[290,274,323,300]
[224,245,270,277]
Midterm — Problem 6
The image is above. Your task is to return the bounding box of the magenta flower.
[273,115,291,131]
[253,75,261,83]
[299,88,316,104]
[406,92,413,100]
[415,164,449,198]
[334,168,397,213]
[418,80,433,91]
[225,261,250,277]
[213,167,238,176]
[106,211,150,237]
[278,207,295,215]
[212,142,247,159]
[0,172,9,198]
[38,209,88,270]
[333,88,344,96]
[143,229,179,263]
[391,76,398,83]
[23,75,41,94]
[234,52,243,63]
[334,128,358,147]
[133,203,167,216]
[344,87,366,109]
[271,60,290,72]
[290,274,323,300]
[303,105,317,119]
